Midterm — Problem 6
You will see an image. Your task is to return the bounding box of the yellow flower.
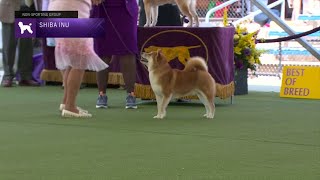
[234,47,242,55]
[233,24,263,71]
[255,58,261,64]
[249,57,255,64]
[234,34,240,40]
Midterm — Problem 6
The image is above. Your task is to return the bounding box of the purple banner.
[137,27,235,86]
[15,18,105,38]
[134,27,235,99]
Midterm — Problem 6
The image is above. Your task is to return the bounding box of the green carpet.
[0,86,319,180]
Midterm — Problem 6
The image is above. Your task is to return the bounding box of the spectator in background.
[253,0,281,27]
[0,0,40,87]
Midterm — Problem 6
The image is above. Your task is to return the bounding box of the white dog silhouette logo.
[18,22,33,34]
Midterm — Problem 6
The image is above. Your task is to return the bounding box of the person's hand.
[92,0,104,6]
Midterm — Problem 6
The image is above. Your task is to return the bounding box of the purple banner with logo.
[15,18,105,38]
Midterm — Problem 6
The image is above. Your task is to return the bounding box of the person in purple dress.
[91,0,139,109]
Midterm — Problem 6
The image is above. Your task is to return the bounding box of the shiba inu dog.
[143,0,199,27]
[141,50,216,119]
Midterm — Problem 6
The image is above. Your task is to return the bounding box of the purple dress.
[90,0,139,57]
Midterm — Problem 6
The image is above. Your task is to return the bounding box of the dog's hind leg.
[200,91,215,119]
[206,94,215,119]
[211,100,216,118]
[197,92,210,118]
[177,3,193,27]
[189,0,199,27]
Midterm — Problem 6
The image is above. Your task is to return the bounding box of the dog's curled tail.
[184,56,208,72]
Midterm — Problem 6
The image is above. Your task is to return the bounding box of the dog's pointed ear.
[155,49,163,60]
[156,49,162,55]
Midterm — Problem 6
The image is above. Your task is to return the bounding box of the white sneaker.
[61,109,92,118]
[59,104,88,113]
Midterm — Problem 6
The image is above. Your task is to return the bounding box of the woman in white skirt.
[49,0,108,118]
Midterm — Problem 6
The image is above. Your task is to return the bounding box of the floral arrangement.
[233,25,263,71]
[223,9,264,71]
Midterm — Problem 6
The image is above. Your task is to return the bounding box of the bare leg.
[119,54,136,94]
[64,68,85,113]
[61,68,70,104]
[96,57,112,94]
[61,70,64,87]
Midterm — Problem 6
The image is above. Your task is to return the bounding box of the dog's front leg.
[154,95,163,119]
[144,4,152,27]
[158,94,172,119]
[150,6,159,27]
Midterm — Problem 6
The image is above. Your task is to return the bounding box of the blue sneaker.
[96,95,108,108]
[126,94,137,109]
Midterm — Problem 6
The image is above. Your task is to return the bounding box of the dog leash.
[101,1,136,56]
[100,1,188,55]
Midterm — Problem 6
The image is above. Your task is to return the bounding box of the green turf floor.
[0,86,319,180]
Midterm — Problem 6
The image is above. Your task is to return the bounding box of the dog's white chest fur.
[149,72,162,94]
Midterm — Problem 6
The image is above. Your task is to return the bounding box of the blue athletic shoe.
[96,95,108,108]
[126,94,137,109]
